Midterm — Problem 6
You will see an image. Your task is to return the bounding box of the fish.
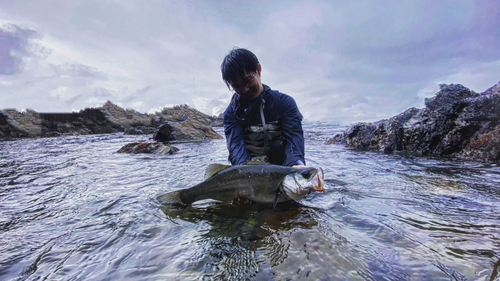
[157,164,325,206]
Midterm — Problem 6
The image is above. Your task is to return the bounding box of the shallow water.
[1,124,499,280]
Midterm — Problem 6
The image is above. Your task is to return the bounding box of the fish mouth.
[312,168,325,192]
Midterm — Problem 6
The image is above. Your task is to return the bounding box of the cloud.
[0,24,41,75]
[0,0,499,124]
[50,63,108,81]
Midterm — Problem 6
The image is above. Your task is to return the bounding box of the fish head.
[282,167,325,200]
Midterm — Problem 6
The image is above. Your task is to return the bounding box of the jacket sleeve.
[280,95,305,166]
[223,107,252,165]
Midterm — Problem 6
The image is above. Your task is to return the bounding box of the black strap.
[272,189,281,211]
[260,97,269,155]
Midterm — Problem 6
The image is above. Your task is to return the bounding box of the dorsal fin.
[244,160,268,165]
[204,163,232,179]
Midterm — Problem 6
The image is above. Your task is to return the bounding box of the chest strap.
[260,97,268,155]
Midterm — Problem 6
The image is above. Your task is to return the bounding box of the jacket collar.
[231,84,271,112]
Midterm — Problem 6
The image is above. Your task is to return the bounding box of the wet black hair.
[221,47,259,89]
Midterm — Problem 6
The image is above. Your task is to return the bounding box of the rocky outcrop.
[211,113,224,127]
[98,101,159,134]
[153,119,223,142]
[98,102,222,138]
[326,82,500,162]
[0,108,115,138]
[0,110,30,138]
[0,101,223,141]
[117,142,179,155]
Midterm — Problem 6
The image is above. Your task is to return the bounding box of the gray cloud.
[0,0,498,124]
[0,25,38,75]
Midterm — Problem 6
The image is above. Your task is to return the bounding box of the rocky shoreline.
[326,81,500,162]
[3,81,498,162]
[0,101,223,141]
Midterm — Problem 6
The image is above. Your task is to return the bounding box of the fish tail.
[157,191,185,205]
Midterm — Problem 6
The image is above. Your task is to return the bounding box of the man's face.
[230,64,264,100]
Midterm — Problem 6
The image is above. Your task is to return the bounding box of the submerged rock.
[117,142,179,155]
[327,82,500,162]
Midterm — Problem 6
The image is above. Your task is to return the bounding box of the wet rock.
[153,119,223,143]
[327,107,420,152]
[117,142,179,155]
[324,132,345,145]
[459,125,500,160]
[327,82,500,162]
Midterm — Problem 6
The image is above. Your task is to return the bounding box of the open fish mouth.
[312,168,325,192]
[284,167,325,200]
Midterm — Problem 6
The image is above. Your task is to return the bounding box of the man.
[221,48,305,167]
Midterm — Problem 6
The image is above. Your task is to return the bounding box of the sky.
[0,0,499,125]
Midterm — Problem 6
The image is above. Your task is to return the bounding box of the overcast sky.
[1,0,499,124]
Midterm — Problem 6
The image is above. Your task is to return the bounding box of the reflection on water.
[0,125,499,280]
[161,201,318,280]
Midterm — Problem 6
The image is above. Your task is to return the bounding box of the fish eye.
[301,170,312,178]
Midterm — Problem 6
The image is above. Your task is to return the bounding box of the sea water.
[1,124,499,280]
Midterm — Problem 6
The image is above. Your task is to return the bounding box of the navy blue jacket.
[223,84,305,166]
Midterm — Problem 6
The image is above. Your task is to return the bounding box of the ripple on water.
[1,131,500,280]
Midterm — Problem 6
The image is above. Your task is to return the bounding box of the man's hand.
[292,165,306,168]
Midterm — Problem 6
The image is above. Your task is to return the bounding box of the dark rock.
[329,107,420,153]
[328,82,500,162]
[424,84,477,112]
[0,101,222,141]
[117,142,179,155]
[324,133,345,145]
[153,119,223,143]
[0,110,30,139]
[211,113,224,127]
[459,125,500,160]
[124,126,156,135]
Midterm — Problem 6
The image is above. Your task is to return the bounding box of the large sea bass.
[157,164,325,206]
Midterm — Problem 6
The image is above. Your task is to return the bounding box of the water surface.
[1,124,499,280]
